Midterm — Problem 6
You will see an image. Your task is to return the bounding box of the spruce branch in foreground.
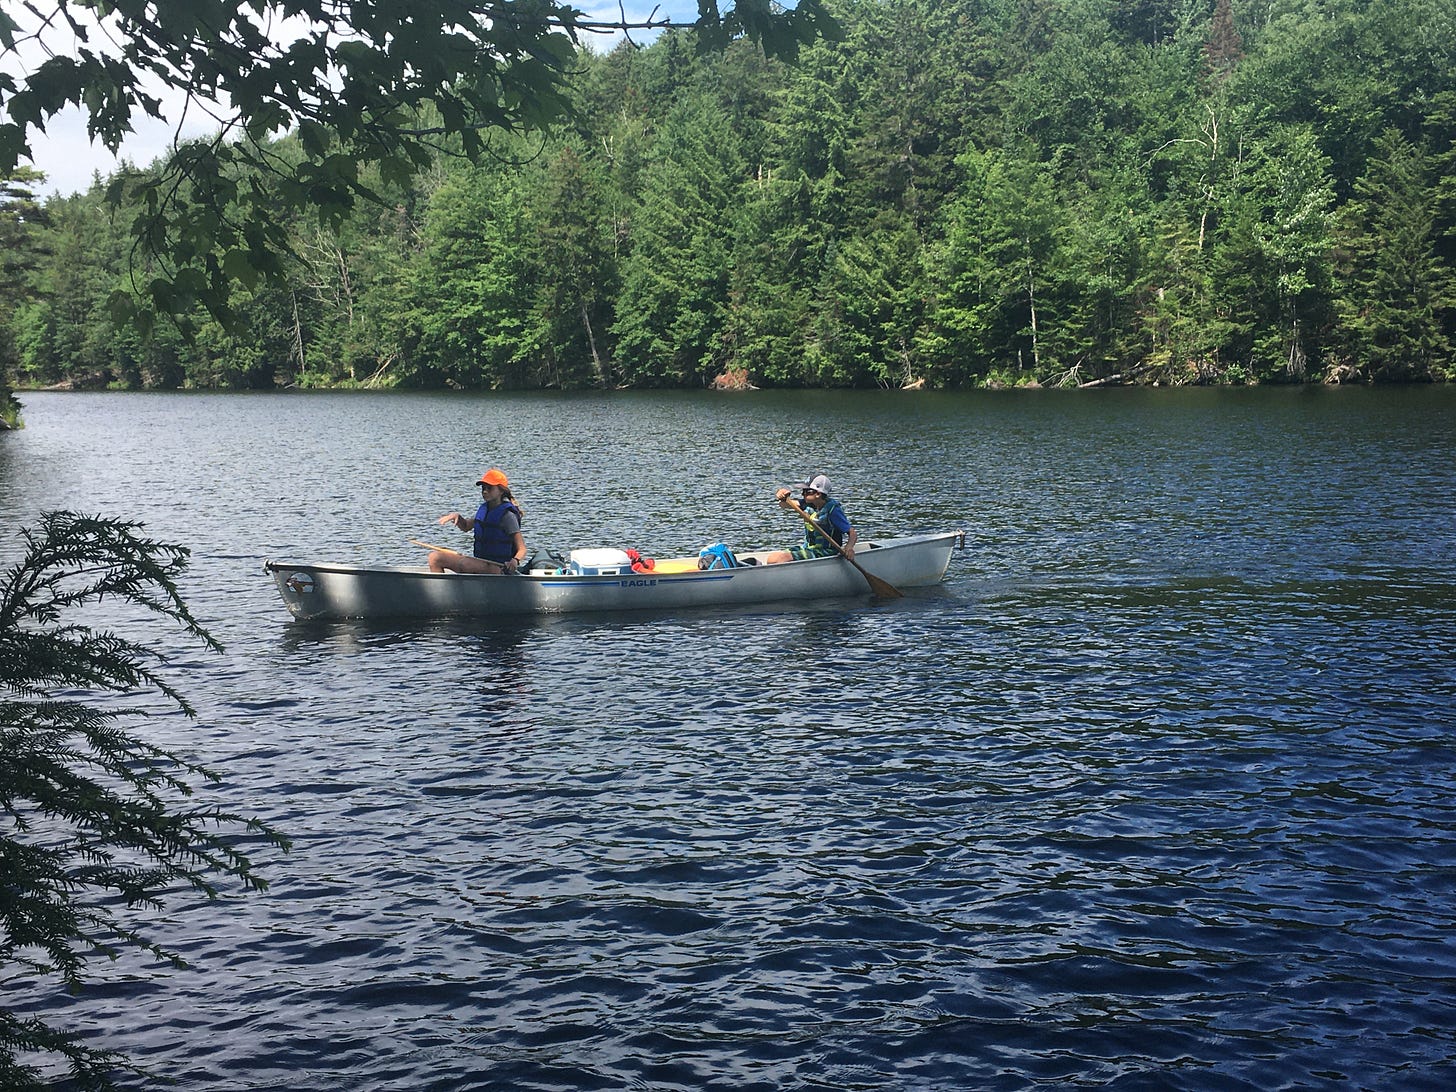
[1,511,291,1090]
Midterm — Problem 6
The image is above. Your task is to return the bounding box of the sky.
[5,1,701,198]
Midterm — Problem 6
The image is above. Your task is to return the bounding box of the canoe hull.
[264,532,960,621]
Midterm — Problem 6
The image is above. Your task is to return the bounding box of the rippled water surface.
[4,388,1456,1090]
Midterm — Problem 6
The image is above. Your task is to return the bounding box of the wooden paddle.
[782,497,903,598]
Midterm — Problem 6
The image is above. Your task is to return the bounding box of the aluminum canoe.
[264,531,961,621]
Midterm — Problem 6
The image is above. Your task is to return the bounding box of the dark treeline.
[3,0,1455,393]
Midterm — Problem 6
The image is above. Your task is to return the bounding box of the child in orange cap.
[429,468,527,574]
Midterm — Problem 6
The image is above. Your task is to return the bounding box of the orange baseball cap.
[476,468,509,488]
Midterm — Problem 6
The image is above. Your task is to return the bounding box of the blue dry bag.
[697,543,738,570]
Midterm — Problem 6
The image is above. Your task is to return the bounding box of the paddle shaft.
[783,498,903,598]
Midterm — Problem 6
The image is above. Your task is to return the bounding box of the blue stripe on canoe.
[537,573,737,588]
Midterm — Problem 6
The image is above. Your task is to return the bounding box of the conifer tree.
[529,145,617,388]
[1335,129,1454,380]
[394,165,533,387]
[1204,0,1243,79]
[1,512,290,1090]
[0,166,47,424]
[612,99,744,386]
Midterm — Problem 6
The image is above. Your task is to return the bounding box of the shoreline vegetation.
[12,368,1451,394]
[3,0,1454,403]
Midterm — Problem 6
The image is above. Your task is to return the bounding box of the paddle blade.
[861,568,904,598]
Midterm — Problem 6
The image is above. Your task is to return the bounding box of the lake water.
[3,387,1456,1090]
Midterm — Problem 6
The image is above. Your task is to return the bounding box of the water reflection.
[276,613,538,654]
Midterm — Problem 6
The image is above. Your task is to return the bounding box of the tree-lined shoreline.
[2,0,1453,396]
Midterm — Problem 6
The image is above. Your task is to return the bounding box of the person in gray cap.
[763,473,857,564]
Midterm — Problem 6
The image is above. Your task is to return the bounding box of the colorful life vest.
[802,497,848,551]
[473,501,522,563]
[625,548,656,572]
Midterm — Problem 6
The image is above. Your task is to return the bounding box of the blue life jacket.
[698,542,738,570]
[473,501,522,563]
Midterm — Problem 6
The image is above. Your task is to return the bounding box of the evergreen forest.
[3,0,1455,394]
